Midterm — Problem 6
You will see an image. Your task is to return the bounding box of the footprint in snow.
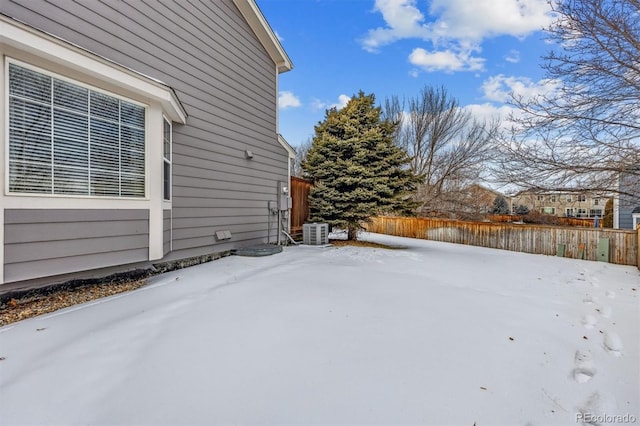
[582,315,597,329]
[572,349,596,383]
[597,305,612,318]
[583,295,599,305]
[578,391,618,425]
[603,332,623,357]
[605,290,615,299]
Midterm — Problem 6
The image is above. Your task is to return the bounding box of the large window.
[8,62,146,197]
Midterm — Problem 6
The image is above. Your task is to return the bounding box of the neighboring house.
[466,184,505,215]
[416,183,506,219]
[0,0,293,292]
[615,167,640,229]
[510,189,610,219]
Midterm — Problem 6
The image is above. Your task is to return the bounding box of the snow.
[0,232,638,426]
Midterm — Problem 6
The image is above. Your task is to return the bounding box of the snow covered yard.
[0,233,638,426]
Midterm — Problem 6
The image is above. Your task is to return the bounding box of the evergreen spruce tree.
[492,195,510,215]
[302,91,420,240]
[514,204,530,215]
[603,198,613,228]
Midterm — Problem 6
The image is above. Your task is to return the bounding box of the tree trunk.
[347,225,358,241]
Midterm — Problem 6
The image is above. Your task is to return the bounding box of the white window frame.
[162,116,172,201]
[633,213,640,229]
[6,59,148,199]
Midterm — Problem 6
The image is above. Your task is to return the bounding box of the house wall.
[1,0,289,286]
[4,209,149,283]
[618,171,640,229]
[511,192,608,218]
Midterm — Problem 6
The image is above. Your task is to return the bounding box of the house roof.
[468,184,504,198]
[278,134,296,159]
[232,0,293,74]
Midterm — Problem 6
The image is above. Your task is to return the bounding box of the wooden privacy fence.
[366,216,638,266]
[290,177,312,239]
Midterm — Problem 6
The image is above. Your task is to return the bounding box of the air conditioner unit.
[303,223,329,245]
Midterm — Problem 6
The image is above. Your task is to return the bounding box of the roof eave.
[232,0,293,74]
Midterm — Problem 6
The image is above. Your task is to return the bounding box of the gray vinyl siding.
[4,209,149,283]
[619,203,634,229]
[619,171,640,229]
[163,209,171,255]
[3,1,290,263]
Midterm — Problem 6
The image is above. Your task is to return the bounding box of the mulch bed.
[0,279,147,327]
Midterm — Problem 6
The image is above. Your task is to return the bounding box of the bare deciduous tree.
[384,85,500,216]
[495,0,640,200]
[292,138,312,178]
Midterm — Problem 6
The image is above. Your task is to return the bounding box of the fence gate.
[290,177,311,239]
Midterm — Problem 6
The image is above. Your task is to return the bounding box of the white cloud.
[362,0,431,53]
[427,0,553,41]
[274,31,284,43]
[481,74,560,103]
[361,0,554,73]
[278,91,301,109]
[311,94,351,111]
[331,94,351,109]
[310,98,327,111]
[464,102,520,126]
[504,49,520,63]
[409,47,484,72]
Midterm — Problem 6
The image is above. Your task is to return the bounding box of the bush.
[522,211,560,225]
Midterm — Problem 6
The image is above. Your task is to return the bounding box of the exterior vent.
[303,223,329,245]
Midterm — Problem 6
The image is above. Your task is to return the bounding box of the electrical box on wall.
[280,196,292,211]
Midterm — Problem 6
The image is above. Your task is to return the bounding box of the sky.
[258,0,559,148]
[1,232,637,424]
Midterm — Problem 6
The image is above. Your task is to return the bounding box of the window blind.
[8,63,146,198]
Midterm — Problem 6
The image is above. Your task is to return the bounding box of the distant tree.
[603,198,614,228]
[292,138,312,177]
[514,204,530,215]
[495,0,640,200]
[383,85,499,216]
[492,196,510,214]
[303,91,421,240]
